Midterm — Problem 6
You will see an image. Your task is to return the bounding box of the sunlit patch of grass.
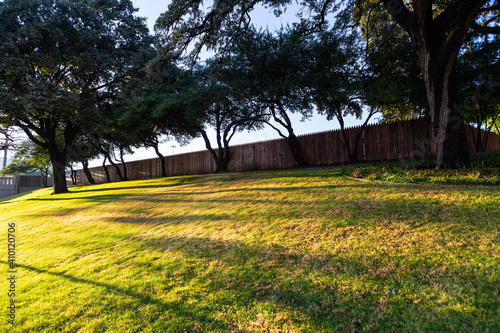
[0,168,499,332]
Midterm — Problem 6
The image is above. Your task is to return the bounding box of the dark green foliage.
[134,61,264,172]
[0,0,153,193]
[220,27,316,166]
[354,5,428,120]
[458,26,500,149]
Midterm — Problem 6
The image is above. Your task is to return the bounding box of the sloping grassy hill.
[1,168,499,332]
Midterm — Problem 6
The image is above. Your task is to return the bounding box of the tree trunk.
[100,149,126,181]
[418,52,470,168]
[102,156,111,183]
[270,104,308,167]
[381,0,482,168]
[286,134,307,167]
[220,138,231,173]
[108,157,126,181]
[81,159,96,184]
[152,142,167,177]
[198,128,222,173]
[352,107,378,163]
[69,165,77,185]
[119,148,129,181]
[49,150,69,194]
[71,171,78,185]
[336,113,356,163]
[41,168,49,187]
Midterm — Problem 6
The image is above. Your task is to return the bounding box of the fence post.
[12,176,20,196]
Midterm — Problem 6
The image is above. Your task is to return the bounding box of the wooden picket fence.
[76,117,500,185]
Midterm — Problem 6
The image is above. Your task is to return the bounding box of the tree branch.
[381,0,415,35]
[472,23,500,35]
[17,124,49,149]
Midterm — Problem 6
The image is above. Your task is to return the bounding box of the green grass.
[343,151,500,184]
[1,168,499,332]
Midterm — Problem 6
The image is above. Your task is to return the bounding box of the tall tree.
[225,27,313,166]
[122,66,183,178]
[0,0,153,193]
[354,0,498,167]
[156,0,498,168]
[146,63,263,173]
[201,61,265,172]
[127,64,201,174]
[303,27,379,163]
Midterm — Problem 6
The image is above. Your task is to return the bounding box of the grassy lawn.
[1,168,499,332]
[343,151,500,184]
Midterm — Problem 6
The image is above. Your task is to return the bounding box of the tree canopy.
[156,0,499,168]
[0,0,153,193]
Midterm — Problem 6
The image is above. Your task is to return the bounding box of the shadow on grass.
[21,181,499,231]
[132,234,499,331]
[0,188,50,204]
[0,260,250,332]
[1,212,498,332]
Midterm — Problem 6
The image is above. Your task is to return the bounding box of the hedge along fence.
[76,117,500,185]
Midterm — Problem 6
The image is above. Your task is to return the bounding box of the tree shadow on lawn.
[133,234,499,331]
[0,260,250,332]
[22,182,499,231]
[70,175,225,194]
[18,232,500,332]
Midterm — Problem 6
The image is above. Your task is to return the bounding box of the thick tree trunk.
[49,150,69,194]
[381,0,481,168]
[286,134,307,167]
[418,52,470,168]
